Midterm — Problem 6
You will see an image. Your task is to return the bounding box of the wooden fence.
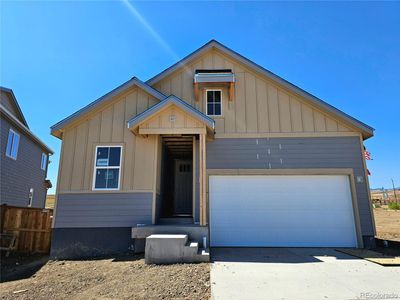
[0,204,53,253]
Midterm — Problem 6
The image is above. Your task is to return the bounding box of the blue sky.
[1,1,399,193]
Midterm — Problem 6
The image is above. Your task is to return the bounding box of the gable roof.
[50,77,167,138]
[147,40,374,139]
[127,95,215,130]
[0,87,29,127]
[0,91,53,154]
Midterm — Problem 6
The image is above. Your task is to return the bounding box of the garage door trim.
[207,168,363,248]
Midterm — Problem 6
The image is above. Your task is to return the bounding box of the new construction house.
[50,40,375,259]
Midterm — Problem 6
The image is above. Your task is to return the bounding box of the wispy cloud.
[120,0,179,60]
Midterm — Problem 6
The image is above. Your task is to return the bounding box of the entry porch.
[127,95,214,228]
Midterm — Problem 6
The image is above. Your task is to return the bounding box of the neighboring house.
[45,194,56,209]
[50,40,375,258]
[0,87,53,208]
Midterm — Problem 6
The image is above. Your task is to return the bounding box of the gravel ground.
[0,254,210,300]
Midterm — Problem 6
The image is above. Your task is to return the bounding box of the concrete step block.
[185,248,210,263]
[189,242,198,248]
[147,234,188,246]
[183,241,199,257]
[200,249,210,256]
[145,234,188,264]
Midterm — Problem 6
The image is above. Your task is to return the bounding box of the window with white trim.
[41,153,47,170]
[6,129,20,160]
[93,146,122,190]
[206,90,222,116]
[28,188,34,207]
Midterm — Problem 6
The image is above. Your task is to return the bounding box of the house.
[50,40,375,258]
[0,87,53,208]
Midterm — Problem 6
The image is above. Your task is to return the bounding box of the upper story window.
[206,90,222,116]
[41,153,47,170]
[6,129,20,160]
[93,146,122,190]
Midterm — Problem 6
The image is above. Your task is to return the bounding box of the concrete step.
[144,234,209,264]
[158,217,194,225]
[199,249,210,261]
[188,248,210,263]
[131,224,208,254]
[132,224,205,239]
[183,241,199,257]
[147,234,188,248]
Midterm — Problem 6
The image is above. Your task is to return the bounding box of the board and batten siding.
[57,87,159,193]
[152,49,355,137]
[206,136,374,236]
[53,193,152,228]
[138,105,206,133]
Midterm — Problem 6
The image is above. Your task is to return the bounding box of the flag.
[364,150,372,160]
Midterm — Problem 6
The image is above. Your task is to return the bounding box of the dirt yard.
[0,254,210,300]
[374,207,400,242]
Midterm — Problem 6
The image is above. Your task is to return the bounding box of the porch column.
[199,133,207,226]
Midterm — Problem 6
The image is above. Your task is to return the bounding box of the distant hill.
[371,187,399,191]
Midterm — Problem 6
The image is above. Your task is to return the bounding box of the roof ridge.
[50,77,167,138]
[145,40,374,138]
[0,86,29,128]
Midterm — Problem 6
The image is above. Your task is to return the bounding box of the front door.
[173,159,193,215]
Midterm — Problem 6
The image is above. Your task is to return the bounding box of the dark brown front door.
[173,159,193,215]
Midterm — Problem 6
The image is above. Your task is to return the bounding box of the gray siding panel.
[0,117,48,208]
[206,137,374,236]
[54,192,153,228]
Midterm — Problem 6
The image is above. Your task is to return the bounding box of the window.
[28,188,34,207]
[6,129,20,160]
[179,164,191,173]
[206,90,222,116]
[41,153,47,170]
[93,146,122,190]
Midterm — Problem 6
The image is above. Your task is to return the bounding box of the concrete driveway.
[211,248,400,300]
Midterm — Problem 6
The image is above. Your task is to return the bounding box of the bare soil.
[373,207,400,242]
[0,254,210,300]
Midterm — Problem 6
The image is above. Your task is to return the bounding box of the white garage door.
[209,175,358,247]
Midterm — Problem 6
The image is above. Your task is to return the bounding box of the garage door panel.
[212,231,355,248]
[210,175,357,247]
[213,210,353,228]
[211,228,357,247]
[213,215,355,231]
[211,232,355,248]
